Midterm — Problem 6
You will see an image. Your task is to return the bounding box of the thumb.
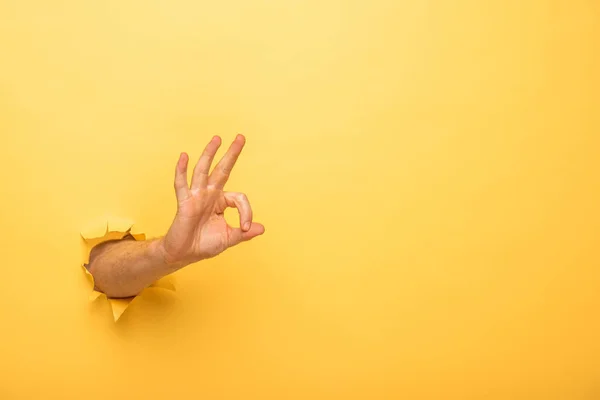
[228,222,265,247]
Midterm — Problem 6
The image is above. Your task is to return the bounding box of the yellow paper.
[80,217,175,321]
[79,219,108,242]
[1,1,599,398]
[106,216,135,233]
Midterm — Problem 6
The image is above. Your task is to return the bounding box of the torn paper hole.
[81,216,175,321]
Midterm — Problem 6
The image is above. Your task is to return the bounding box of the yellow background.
[1,1,599,398]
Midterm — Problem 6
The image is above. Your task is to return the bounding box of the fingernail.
[244,222,250,231]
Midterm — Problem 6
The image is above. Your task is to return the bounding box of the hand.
[161,135,265,265]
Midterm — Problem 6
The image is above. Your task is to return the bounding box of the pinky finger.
[174,152,190,202]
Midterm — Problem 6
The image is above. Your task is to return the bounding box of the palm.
[162,135,264,265]
[195,213,230,257]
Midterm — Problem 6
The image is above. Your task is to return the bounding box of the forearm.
[87,237,187,298]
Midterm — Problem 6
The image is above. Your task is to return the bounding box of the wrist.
[152,238,188,271]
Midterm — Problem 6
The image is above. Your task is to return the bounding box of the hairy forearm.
[87,237,187,298]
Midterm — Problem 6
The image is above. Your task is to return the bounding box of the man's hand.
[160,134,265,265]
[87,135,265,298]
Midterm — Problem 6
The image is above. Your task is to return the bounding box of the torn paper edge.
[81,218,175,321]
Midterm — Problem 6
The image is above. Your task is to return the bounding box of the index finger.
[208,134,246,189]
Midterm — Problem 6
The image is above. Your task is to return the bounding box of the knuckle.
[237,193,248,202]
[221,166,231,176]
